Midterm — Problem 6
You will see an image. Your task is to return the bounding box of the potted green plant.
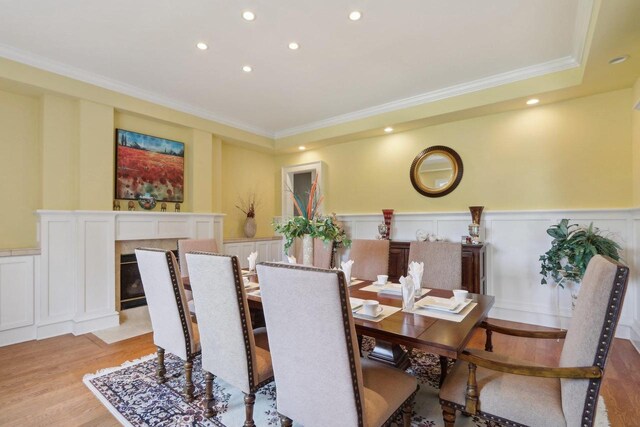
[273,176,350,265]
[539,219,622,307]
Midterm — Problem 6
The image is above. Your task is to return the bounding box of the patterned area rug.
[84,339,610,426]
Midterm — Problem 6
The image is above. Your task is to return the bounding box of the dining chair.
[135,248,200,402]
[257,262,417,427]
[408,241,461,289]
[293,237,334,268]
[186,252,273,425]
[349,239,390,282]
[439,255,629,427]
[178,238,218,316]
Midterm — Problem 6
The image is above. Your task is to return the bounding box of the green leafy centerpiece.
[274,176,350,265]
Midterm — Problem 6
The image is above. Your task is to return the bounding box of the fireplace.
[119,249,178,310]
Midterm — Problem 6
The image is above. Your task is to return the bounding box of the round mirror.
[410,146,463,197]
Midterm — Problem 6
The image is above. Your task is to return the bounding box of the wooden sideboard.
[388,241,486,294]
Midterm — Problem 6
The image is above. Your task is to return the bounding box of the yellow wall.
[633,78,640,206]
[0,89,40,248]
[276,89,633,214]
[221,143,277,239]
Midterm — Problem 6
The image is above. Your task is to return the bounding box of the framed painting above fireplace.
[115,129,185,202]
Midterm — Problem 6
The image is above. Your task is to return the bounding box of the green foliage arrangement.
[273,175,351,251]
[539,219,622,287]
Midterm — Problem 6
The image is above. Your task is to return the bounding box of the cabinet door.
[461,250,474,293]
[388,246,408,282]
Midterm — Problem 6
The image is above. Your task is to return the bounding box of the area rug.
[84,341,610,426]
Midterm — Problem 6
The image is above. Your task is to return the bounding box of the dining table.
[184,271,495,385]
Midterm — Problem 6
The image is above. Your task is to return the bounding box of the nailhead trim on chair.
[259,262,365,427]
[580,263,629,427]
[188,252,274,392]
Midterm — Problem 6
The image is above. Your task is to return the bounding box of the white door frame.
[281,161,324,219]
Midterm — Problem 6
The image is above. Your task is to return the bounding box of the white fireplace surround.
[4,210,223,346]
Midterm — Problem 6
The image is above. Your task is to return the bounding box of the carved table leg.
[485,328,493,352]
[156,347,167,384]
[439,356,449,387]
[367,340,410,370]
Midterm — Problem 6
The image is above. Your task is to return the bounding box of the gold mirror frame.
[410,146,463,198]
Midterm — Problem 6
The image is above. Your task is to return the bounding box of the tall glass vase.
[302,234,314,266]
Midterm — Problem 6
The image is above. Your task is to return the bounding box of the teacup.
[362,300,383,317]
[376,274,388,285]
[452,289,469,303]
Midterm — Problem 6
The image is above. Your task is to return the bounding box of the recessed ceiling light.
[526,98,539,106]
[384,127,394,133]
[349,11,362,21]
[298,146,306,151]
[242,11,255,21]
[196,42,208,50]
[242,65,252,73]
[288,42,299,50]
[609,55,630,65]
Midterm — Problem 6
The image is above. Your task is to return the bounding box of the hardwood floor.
[0,320,638,426]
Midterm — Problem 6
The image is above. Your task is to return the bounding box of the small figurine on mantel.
[128,201,135,211]
[161,202,167,212]
[175,202,181,212]
[113,200,121,211]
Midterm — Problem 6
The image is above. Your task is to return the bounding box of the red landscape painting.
[115,130,184,202]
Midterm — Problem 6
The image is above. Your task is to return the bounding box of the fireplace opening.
[120,250,178,309]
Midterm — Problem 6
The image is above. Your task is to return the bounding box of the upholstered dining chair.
[135,248,200,402]
[186,252,273,426]
[257,262,418,427]
[178,238,218,316]
[293,237,334,268]
[408,241,461,289]
[349,239,390,282]
[439,255,629,427]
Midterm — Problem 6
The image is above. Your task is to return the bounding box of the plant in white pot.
[539,219,622,308]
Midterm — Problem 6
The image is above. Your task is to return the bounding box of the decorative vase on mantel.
[244,216,257,238]
[302,234,314,266]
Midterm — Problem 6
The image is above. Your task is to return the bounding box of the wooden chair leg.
[485,328,493,352]
[442,405,457,427]
[279,413,293,427]
[156,347,166,384]
[402,401,413,427]
[244,392,256,427]
[203,371,215,418]
[183,359,195,402]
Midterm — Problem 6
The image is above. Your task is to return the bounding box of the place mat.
[408,301,477,322]
[352,304,401,323]
[359,283,430,297]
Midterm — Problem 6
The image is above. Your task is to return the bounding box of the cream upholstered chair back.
[257,263,364,426]
[408,241,461,289]
[558,255,629,426]
[178,238,218,278]
[135,248,198,361]
[349,239,390,282]
[293,237,333,268]
[186,252,258,394]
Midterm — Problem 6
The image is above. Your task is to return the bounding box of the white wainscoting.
[336,209,638,340]
[0,210,225,347]
[223,237,284,269]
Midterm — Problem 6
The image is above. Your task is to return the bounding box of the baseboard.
[631,321,640,353]
[73,312,120,335]
[36,320,74,339]
[0,325,36,347]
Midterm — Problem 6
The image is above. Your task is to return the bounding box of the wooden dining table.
[184,272,495,385]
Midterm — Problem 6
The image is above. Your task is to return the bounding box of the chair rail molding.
[0,210,224,347]
[335,208,638,341]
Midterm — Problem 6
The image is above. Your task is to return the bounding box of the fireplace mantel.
[35,210,224,340]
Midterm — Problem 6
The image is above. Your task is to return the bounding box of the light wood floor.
[0,319,638,426]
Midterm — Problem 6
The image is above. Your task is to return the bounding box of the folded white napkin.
[399,276,415,311]
[287,255,297,264]
[341,260,354,284]
[408,261,424,292]
[248,251,258,271]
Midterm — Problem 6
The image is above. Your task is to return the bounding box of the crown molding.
[571,0,595,64]
[0,43,274,138]
[274,56,579,139]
